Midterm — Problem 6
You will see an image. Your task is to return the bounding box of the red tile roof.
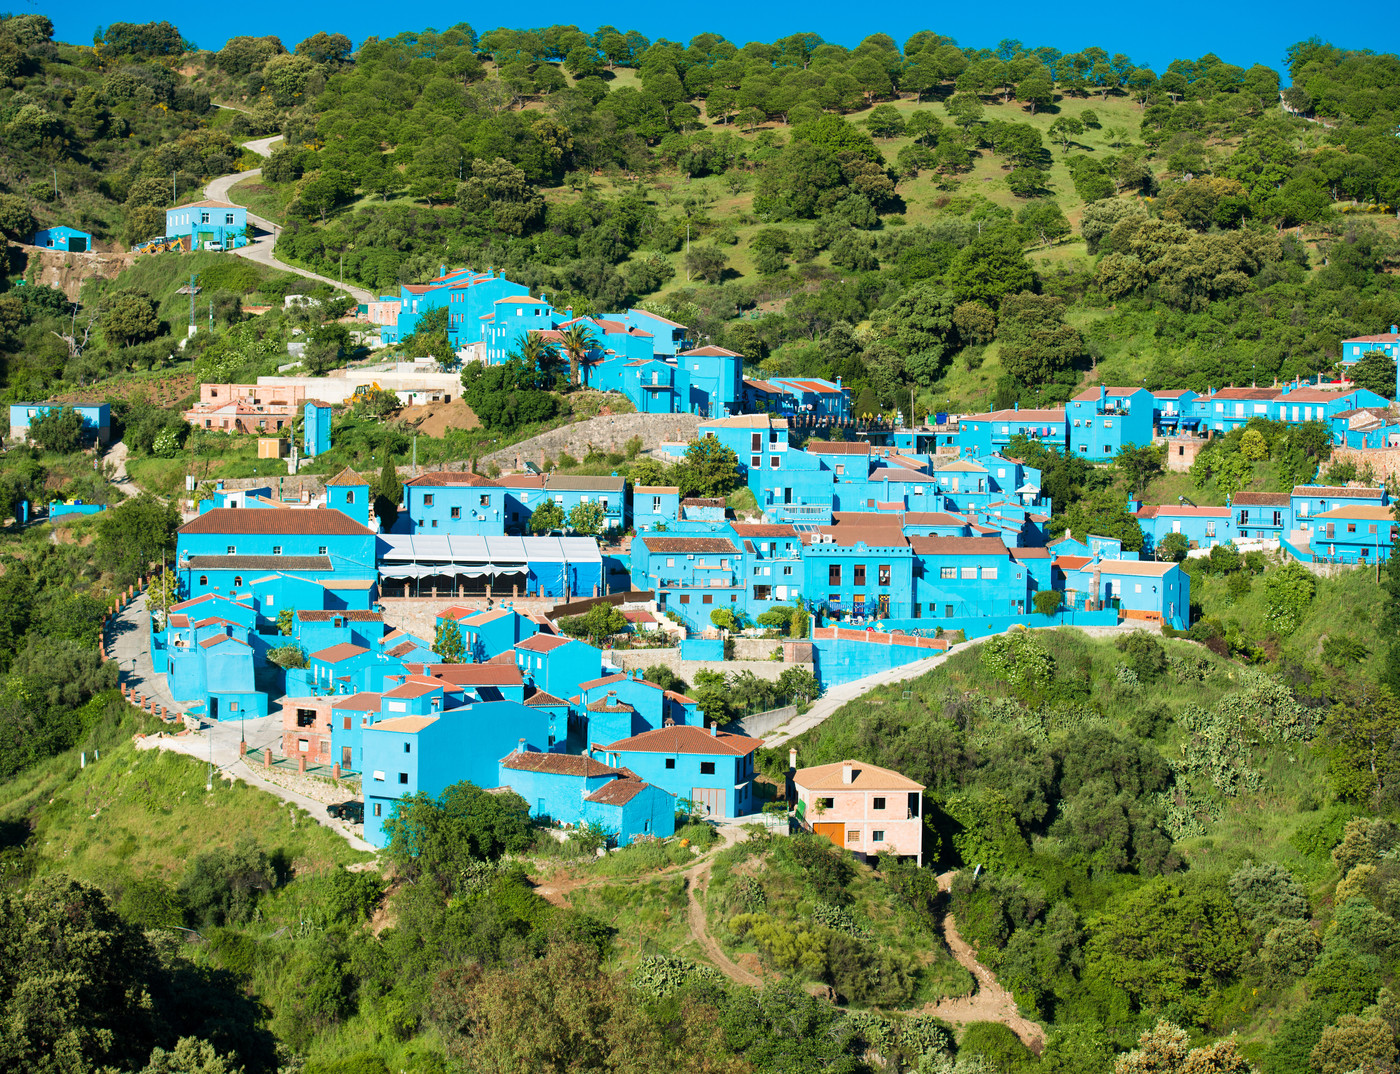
[909,535,1009,556]
[403,471,498,487]
[602,725,762,756]
[516,634,572,653]
[405,663,524,687]
[642,537,738,554]
[586,777,666,805]
[732,524,799,538]
[500,751,621,777]
[311,643,369,664]
[179,508,373,536]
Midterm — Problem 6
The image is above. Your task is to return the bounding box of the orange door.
[813,822,844,849]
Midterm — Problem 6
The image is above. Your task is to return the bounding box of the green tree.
[869,283,958,385]
[97,495,179,584]
[1350,352,1396,400]
[530,500,566,534]
[383,781,532,889]
[1116,443,1165,496]
[1263,561,1316,635]
[276,607,296,635]
[675,437,740,498]
[996,292,1083,385]
[568,500,606,536]
[433,620,466,663]
[460,157,546,235]
[102,292,160,347]
[374,457,401,532]
[1157,532,1190,563]
[1032,590,1063,617]
[947,231,1036,308]
[27,406,86,453]
[1240,428,1269,460]
[0,192,36,240]
[1017,199,1071,247]
[685,244,727,284]
[558,322,598,388]
[1311,1014,1397,1074]
[1321,682,1400,808]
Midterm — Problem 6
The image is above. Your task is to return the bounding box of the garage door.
[692,786,726,817]
[813,822,844,849]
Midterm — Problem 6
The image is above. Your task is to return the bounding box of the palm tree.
[558,322,598,389]
[511,330,561,387]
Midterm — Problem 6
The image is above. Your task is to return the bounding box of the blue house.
[514,634,603,699]
[677,346,744,417]
[324,468,374,527]
[633,485,681,532]
[1291,485,1388,537]
[304,402,332,458]
[329,692,384,774]
[733,522,804,610]
[1067,387,1155,461]
[1308,504,1397,564]
[436,606,538,660]
[165,200,248,249]
[957,408,1067,457]
[383,267,532,348]
[9,402,111,445]
[802,526,914,621]
[574,671,699,746]
[765,377,851,421]
[175,508,380,605]
[1151,389,1199,433]
[597,724,763,819]
[1231,492,1292,541]
[1340,329,1400,368]
[1132,504,1234,555]
[33,226,92,252]
[293,609,385,653]
[1060,558,1189,629]
[632,534,744,629]
[908,535,1025,621]
[160,599,268,720]
[497,750,675,846]
[403,471,506,535]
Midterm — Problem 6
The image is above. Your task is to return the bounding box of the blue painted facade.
[514,634,603,699]
[1067,387,1155,461]
[9,402,111,445]
[597,725,761,819]
[33,226,92,252]
[1309,505,1397,563]
[1340,329,1400,367]
[1132,504,1234,555]
[165,201,248,249]
[383,268,531,347]
[1061,558,1190,629]
[957,408,1067,457]
[633,485,681,532]
[303,402,332,458]
[498,751,676,847]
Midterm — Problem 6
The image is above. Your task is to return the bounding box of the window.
[479,494,490,506]
[829,564,842,585]
[665,758,675,769]
[423,494,434,506]
[960,567,977,579]
[227,545,237,555]
[450,507,461,519]
[847,830,860,844]
[853,564,866,586]
[1348,523,1357,534]
[398,772,409,784]
[225,213,235,224]
[199,575,207,586]
[700,761,716,775]
[941,566,956,579]
[318,546,328,555]
[373,803,382,817]
[200,212,210,224]
[751,455,762,468]
[404,742,412,753]
[679,595,690,604]
[233,576,243,588]
[872,797,886,810]
[819,797,834,809]
[296,708,317,728]
[945,604,954,617]
[1206,522,1216,538]
[878,564,891,586]
[872,830,886,842]
[981,567,997,580]
[770,455,780,468]
[346,491,355,503]
[373,771,385,781]
[272,545,282,555]
[702,594,713,604]
[298,738,309,752]
[343,717,351,730]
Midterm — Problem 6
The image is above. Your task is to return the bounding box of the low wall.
[1329,446,1400,483]
[604,646,813,684]
[724,705,798,738]
[377,595,555,640]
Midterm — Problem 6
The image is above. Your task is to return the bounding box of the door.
[342,747,352,768]
[209,697,219,721]
[692,786,726,817]
[813,822,844,849]
[69,237,87,253]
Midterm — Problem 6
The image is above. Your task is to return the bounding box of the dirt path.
[924,871,1045,1052]
[531,824,761,987]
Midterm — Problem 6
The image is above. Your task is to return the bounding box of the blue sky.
[42,0,1389,76]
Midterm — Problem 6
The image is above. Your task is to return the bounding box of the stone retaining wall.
[604,646,812,684]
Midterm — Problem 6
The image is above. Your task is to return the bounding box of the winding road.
[204,134,373,304]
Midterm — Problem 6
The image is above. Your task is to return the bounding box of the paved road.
[764,622,1156,747]
[203,135,373,305]
[109,594,375,853]
[100,439,143,499]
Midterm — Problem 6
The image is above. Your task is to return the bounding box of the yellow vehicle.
[353,382,382,396]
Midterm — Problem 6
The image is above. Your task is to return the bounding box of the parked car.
[326,800,364,824]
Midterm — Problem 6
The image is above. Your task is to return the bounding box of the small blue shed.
[33,226,93,252]
[304,401,332,458]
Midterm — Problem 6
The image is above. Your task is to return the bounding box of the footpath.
[107,593,375,853]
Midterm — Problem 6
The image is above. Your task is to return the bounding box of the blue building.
[403,471,507,535]
[9,402,111,445]
[1151,389,1199,434]
[1231,492,1292,541]
[633,485,681,532]
[632,534,744,629]
[33,226,92,252]
[160,596,267,720]
[165,200,248,250]
[597,724,763,819]
[1308,504,1397,564]
[908,535,1025,620]
[384,267,532,348]
[677,345,744,417]
[497,750,675,847]
[957,408,1067,457]
[324,468,374,527]
[802,526,915,621]
[1291,485,1388,538]
[175,508,380,609]
[1132,504,1234,555]
[514,634,603,699]
[1059,558,1190,629]
[1340,329,1400,368]
[574,671,699,746]
[303,402,332,458]
[1067,387,1155,461]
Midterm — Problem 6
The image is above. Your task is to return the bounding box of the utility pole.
[189,274,196,336]
[172,169,176,205]
[685,220,691,281]
[53,166,58,200]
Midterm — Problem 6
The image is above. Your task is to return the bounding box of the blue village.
[137,270,1400,853]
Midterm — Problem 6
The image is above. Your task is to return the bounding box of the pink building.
[184,383,309,434]
[792,754,925,866]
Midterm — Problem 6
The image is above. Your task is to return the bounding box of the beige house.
[792,753,925,866]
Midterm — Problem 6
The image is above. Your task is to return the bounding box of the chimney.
[788,748,797,770]
[842,762,854,784]
[517,736,525,754]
